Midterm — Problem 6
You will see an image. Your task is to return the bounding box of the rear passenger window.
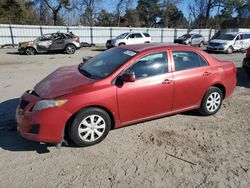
[128,52,168,79]
[243,34,250,39]
[134,33,143,38]
[173,51,208,71]
[143,33,150,37]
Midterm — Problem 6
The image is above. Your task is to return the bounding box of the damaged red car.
[16,43,237,147]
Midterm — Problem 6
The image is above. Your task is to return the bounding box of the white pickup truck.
[106,32,151,49]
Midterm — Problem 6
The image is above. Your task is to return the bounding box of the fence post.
[9,24,14,47]
[40,26,43,36]
[208,28,212,40]
[110,27,112,39]
[161,28,163,43]
[90,27,93,44]
[67,27,69,33]
[174,28,177,40]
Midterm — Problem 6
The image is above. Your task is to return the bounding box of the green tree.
[96,9,116,26]
[136,0,160,27]
[160,3,188,28]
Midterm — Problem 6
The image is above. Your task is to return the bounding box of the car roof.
[118,43,197,53]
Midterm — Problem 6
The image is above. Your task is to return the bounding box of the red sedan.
[16,44,236,147]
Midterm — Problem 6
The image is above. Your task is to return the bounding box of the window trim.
[123,51,170,81]
[171,50,209,72]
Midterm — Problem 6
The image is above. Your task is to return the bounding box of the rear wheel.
[198,87,223,116]
[65,44,76,54]
[25,47,36,55]
[68,108,111,147]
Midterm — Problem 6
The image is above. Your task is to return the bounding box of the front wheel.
[68,108,111,147]
[25,47,36,55]
[199,41,204,47]
[65,44,76,54]
[198,87,223,116]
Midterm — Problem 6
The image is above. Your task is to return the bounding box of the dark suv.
[18,32,81,55]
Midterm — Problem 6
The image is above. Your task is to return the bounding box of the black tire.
[65,44,76,54]
[25,47,36,55]
[199,41,204,47]
[226,46,233,54]
[68,107,111,147]
[145,41,150,43]
[118,42,125,46]
[198,87,223,116]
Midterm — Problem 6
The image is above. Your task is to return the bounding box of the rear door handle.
[162,79,173,84]
[203,71,211,76]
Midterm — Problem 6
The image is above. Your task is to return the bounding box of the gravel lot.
[0,47,249,188]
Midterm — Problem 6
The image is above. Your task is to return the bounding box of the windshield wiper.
[78,65,92,78]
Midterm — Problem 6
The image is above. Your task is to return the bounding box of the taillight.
[75,37,80,43]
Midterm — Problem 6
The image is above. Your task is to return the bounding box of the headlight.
[222,42,229,46]
[32,99,68,112]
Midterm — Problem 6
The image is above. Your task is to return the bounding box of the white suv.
[207,32,250,53]
[106,32,151,49]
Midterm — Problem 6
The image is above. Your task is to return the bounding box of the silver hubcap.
[78,115,106,142]
[26,48,35,55]
[206,92,221,112]
[66,46,75,54]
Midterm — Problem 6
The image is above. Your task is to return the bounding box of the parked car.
[174,34,205,47]
[18,32,81,55]
[207,32,250,54]
[16,44,236,147]
[243,47,250,76]
[106,32,151,48]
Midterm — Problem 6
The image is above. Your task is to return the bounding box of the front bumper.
[18,47,25,54]
[16,91,72,144]
[106,42,114,49]
[207,45,227,52]
[174,40,187,44]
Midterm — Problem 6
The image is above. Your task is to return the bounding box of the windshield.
[79,48,137,80]
[179,34,192,39]
[116,33,129,39]
[215,34,236,40]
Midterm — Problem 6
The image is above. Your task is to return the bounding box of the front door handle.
[203,71,211,76]
[162,79,173,84]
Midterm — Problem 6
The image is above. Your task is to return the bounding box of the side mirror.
[121,71,136,82]
[82,56,92,64]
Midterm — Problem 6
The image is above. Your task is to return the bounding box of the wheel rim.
[206,92,221,113]
[200,42,203,47]
[66,45,75,54]
[26,48,35,55]
[78,115,106,142]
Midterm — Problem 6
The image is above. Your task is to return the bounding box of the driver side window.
[128,52,168,80]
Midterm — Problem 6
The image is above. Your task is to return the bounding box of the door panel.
[117,73,174,124]
[171,50,214,111]
[172,67,214,111]
[117,50,173,124]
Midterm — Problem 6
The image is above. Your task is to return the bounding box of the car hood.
[34,65,95,99]
[209,39,231,44]
[19,41,35,47]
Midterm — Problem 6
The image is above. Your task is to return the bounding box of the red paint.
[16,44,237,144]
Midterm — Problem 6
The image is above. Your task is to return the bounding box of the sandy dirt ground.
[0,47,249,188]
